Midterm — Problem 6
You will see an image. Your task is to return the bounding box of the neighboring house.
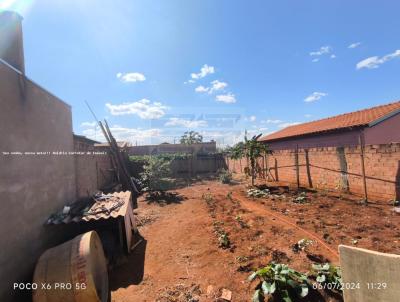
[128,141,217,156]
[73,134,100,152]
[95,141,130,151]
[256,101,400,201]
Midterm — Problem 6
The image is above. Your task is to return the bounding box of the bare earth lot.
[110,179,400,302]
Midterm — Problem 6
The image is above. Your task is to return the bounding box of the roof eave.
[368,108,400,127]
[260,126,366,143]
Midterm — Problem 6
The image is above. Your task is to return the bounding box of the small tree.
[140,156,173,196]
[228,142,245,173]
[180,131,203,145]
[243,134,270,186]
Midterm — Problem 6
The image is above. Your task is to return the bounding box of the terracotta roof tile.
[260,100,400,141]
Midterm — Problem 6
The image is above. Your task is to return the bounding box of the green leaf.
[261,281,275,295]
[248,272,257,281]
[281,290,292,302]
[322,263,330,270]
[252,289,261,302]
[257,267,270,277]
[316,274,326,283]
[274,274,286,283]
[261,281,269,295]
[299,285,309,298]
[270,282,276,294]
[287,279,298,289]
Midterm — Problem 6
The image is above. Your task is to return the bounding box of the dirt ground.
[109,178,400,302]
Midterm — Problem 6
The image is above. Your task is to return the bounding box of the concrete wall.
[128,142,217,156]
[73,137,114,198]
[129,154,226,179]
[0,62,77,300]
[228,143,400,202]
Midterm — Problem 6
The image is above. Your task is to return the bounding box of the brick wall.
[227,143,400,202]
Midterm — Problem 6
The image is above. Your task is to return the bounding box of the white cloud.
[209,80,227,93]
[262,119,283,124]
[310,46,331,56]
[106,99,168,119]
[304,114,312,118]
[348,42,361,49]
[116,72,146,82]
[195,85,209,93]
[82,125,161,144]
[81,121,97,127]
[165,118,208,128]
[249,115,256,122]
[304,92,328,103]
[330,54,336,59]
[312,58,320,63]
[216,93,237,104]
[190,64,215,80]
[356,50,400,70]
[278,122,301,128]
[195,80,228,94]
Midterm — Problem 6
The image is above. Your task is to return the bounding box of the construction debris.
[47,191,131,224]
[220,288,232,301]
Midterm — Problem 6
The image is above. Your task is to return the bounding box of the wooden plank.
[295,145,300,189]
[305,149,313,188]
[359,134,368,202]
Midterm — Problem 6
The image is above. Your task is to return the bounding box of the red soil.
[109,179,400,302]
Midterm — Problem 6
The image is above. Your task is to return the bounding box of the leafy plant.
[219,169,233,184]
[213,224,231,249]
[244,133,270,186]
[312,263,342,291]
[218,233,231,248]
[292,238,313,253]
[247,188,270,198]
[202,193,214,204]
[236,255,250,263]
[235,215,249,228]
[293,192,308,203]
[249,263,309,302]
[140,156,173,194]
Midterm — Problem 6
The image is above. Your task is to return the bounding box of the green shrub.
[247,188,270,198]
[219,169,232,184]
[312,263,342,291]
[140,156,174,193]
[249,263,309,302]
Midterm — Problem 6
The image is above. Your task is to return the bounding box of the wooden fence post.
[295,145,300,189]
[305,149,313,188]
[264,151,268,180]
[274,158,278,181]
[359,134,368,203]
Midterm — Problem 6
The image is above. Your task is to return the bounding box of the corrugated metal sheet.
[47,191,131,224]
[260,101,400,142]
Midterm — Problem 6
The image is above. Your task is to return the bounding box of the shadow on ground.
[109,235,147,290]
[144,192,187,206]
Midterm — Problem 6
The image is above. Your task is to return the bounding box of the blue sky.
[4,0,400,146]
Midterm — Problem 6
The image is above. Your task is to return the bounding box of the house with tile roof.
[260,101,400,150]
[231,101,400,202]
